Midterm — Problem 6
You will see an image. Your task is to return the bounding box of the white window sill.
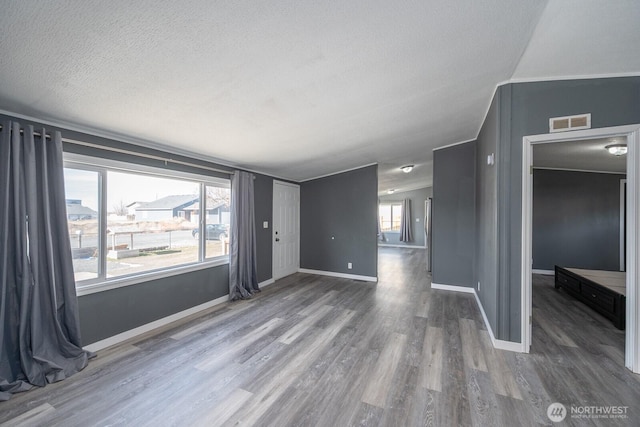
[76,257,229,296]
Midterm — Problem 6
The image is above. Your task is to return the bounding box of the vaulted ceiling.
[1,1,639,194]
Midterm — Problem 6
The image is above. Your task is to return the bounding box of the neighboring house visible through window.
[63,155,230,292]
[379,203,402,232]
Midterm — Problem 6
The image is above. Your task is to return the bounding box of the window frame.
[64,153,230,296]
[379,202,403,232]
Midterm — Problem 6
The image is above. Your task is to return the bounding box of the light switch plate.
[263,221,269,228]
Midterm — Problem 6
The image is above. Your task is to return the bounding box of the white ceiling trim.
[509,71,640,84]
[299,162,378,182]
[432,138,477,152]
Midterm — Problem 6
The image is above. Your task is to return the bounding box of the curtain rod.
[0,124,233,176]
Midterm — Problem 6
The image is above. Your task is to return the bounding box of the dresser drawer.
[556,271,580,293]
[581,282,616,313]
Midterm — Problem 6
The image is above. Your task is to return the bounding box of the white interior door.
[273,181,300,280]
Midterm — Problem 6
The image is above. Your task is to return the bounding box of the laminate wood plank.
[419,326,444,391]
[378,364,419,427]
[533,307,578,348]
[407,386,438,427]
[283,344,362,426]
[1,253,637,427]
[459,317,488,372]
[456,293,476,320]
[415,290,429,318]
[349,402,384,426]
[297,289,338,315]
[466,369,502,427]
[478,329,522,400]
[0,403,55,427]
[509,352,554,426]
[441,293,473,426]
[170,305,251,340]
[495,395,540,427]
[278,303,333,344]
[405,315,428,367]
[223,309,356,426]
[361,332,408,408]
[191,388,252,427]
[310,348,381,427]
[194,317,284,371]
[427,290,444,328]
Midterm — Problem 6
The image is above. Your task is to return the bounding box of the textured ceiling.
[0,1,638,194]
[534,138,627,174]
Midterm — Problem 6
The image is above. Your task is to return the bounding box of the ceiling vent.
[549,113,591,133]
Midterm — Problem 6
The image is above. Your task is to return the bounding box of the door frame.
[621,179,627,272]
[521,124,640,372]
[272,180,300,280]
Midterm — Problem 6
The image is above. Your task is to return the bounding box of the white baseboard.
[431,281,525,353]
[378,244,426,249]
[298,268,377,282]
[259,278,275,288]
[430,282,475,293]
[532,269,554,276]
[84,294,229,352]
[472,290,525,353]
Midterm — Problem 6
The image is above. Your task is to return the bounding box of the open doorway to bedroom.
[521,124,640,373]
[530,137,627,365]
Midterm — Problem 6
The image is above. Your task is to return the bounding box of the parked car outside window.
[192,224,228,240]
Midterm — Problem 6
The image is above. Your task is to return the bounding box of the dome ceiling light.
[605,143,627,156]
[400,165,414,173]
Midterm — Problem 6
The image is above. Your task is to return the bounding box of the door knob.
[275,238,280,242]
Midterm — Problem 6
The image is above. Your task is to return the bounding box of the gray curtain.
[399,198,413,242]
[0,122,90,401]
[229,171,260,300]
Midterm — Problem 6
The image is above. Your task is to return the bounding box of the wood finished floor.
[1,248,639,426]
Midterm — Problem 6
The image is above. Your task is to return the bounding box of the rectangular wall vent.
[549,113,591,133]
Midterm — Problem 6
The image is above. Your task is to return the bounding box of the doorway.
[272,180,300,280]
[521,124,640,372]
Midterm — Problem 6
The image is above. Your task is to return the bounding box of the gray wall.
[79,266,229,343]
[499,76,640,341]
[253,173,274,283]
[432,141,476,288]
[533,169,625,271]
[300,165,378,278]
[0,112,276,345]
[475,93,500,333]
[379,187,432,247]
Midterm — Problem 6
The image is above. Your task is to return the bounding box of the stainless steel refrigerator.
[425,198,432,272]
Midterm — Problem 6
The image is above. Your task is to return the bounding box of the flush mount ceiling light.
[605,143,627,156]
[400,165,414,173]
[387,189,395,194]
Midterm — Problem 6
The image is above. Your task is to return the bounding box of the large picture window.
[64,156,230,290]
[379,203,402,232]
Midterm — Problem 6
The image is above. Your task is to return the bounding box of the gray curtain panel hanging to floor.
[229,170,260,300]
[0,122,91,401]
[399,198,413,242]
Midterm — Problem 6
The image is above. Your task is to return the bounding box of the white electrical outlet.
[263,221,269,229]
[348,262,352,269]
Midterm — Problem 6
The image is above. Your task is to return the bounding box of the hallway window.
[379,203,402,231]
